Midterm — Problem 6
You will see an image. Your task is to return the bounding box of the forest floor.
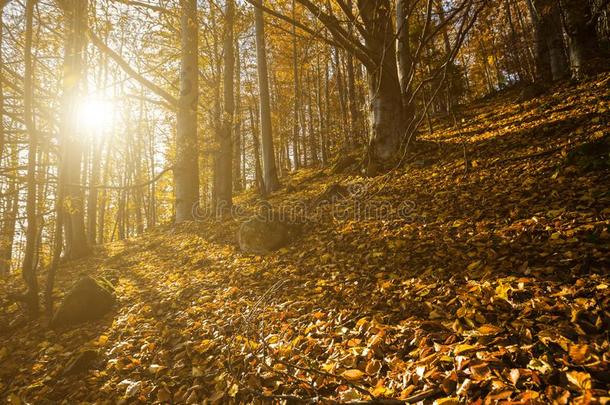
[1,74,610,404]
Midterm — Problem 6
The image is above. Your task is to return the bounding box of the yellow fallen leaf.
[192,366,204,377]
[228,383,239,397]
[566,370,592,391]
[477,324,502,336]
[454,344,478,355]
[342,369,365,381]
[435,398,459,405]
[467,260,481,271]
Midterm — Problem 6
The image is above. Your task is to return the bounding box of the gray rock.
[51,276,115,328]
[238,216,294,254]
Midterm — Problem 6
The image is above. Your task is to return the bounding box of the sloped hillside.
[1,74,609,404]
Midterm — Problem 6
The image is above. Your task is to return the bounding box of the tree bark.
[59,0,91,259]
[253,0,280,193]
[214,0,235,213]
[233,36,243,192]
[560,0,601,79]
[22,0,39,316]
[529,0,569,82]
[396,0,415,117]
[249,105,265,194]
[358,0,405,174]
[175,0,200,222]
[292,0,301,170]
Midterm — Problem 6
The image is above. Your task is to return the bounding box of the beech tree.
[59,0,91,259]
[253,0,280,192]
[560,0,602,79]
[175,0,200,222]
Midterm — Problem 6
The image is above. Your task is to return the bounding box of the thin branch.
[87,29,178,108]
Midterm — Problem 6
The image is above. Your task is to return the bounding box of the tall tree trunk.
[214,0,235,213]
[396,0,415,117]
[560,0,601,79]
[316,57,328,165]
[357,0,405,174]
[0,177,17,276]
[147,123,156,230]
[306,70,319,165]
[346,0,361,142]
[249,105,265,194]
[292,0,301,170]
[22,0,39,315]
[87,138,102,244]
[323,58,331,161]
[0,1,4,166]
[60,0,90,259]
[0,1,9,276]
[253,0,280,193]
[233,36,243,192]
[333,49,349,146]
[175,0,200,222]
[529,0,569,82]
[504,0,525,82]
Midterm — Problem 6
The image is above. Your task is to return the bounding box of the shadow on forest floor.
[0,73,609,404]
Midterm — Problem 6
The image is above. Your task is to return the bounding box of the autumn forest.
[0,0,609,403]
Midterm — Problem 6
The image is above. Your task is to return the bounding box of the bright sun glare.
[77,97,115,134]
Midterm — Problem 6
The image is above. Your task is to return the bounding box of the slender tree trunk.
[0,2,4,166]
[175,0,200,222]
[214,0,235,213]
[0,178,17,276]
[333,49,348,146]
[504,0,525,82]
[292,0,301,170]
[306,71,319,165]
[98,140,112,243]
[135,102,145,234]
[148,127,156,229]
[249,105,265,194]
[253,0,280,193]
[323,58,332,160]
[60,0,90,259]
[233,36,243,192]
[346,0,361,141]
[87,138,102,244]
[316,57,328,165]
[515,0,537,82]
[22,0,39,316]
[0,2,9,276]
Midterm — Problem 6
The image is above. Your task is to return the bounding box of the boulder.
[238,216,294,254]
[51,276,115,328]
[312,184,350,207]
[63,349,100,375]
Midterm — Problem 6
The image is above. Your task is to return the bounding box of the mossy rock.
[312,184,350,207]
[238,216,298,254]
[51,276,115,328]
